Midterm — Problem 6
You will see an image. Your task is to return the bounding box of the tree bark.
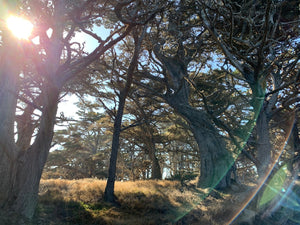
[0,33,20,212]
[0,90,59,223]
[0,29,61,223]
[0,84,60,222]
[152,42,233,189]
[104,94,125,203]
[144,123,162,179]
[255,109,272,177]
[147,136,162,179]
[290,119,300,178]
[104,28,144,203]
[130,95,162,179]
[15,85,59,213]
[165,82,233,189]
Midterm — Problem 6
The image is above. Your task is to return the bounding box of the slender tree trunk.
[131,95,162,179]
[104,29,144,203]
[104,92,127,203]
[146,126,162,179]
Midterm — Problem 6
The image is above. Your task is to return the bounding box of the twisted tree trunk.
[152,44,233,189]
[165,82,233,189]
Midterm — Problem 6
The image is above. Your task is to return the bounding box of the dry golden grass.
[37,178,208,224]
[36,178,275,225]
[40,178,106,203]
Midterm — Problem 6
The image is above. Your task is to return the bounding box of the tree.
[125,94,165,180]
[44,101,112,179]
[104,27,147,203]
[127,0,236,189]
[198,0,299,176]
[0,0,149,221]
[162,112,200,180]
[197,0,299,222]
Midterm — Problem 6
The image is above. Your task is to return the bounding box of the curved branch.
[199,6,244,74]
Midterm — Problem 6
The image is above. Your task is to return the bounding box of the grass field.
[32,179,300,225]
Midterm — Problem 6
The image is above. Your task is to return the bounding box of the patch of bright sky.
[32,28,53,44]
[71,25,111,53]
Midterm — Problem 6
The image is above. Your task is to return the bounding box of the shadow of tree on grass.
[34,189,107,225]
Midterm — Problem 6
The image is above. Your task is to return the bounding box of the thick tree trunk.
[255,109,272,177]
[0,82,60,222]
[174,105,233,189]
[0,35,20,212]
[0,7,65,221]
[153,44,233,189]
[291,120,300,167]
[165,83,233,189]
[9,144,50,219]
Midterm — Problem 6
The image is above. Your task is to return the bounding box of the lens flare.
[6,16,33,39]
[226,118,296,225]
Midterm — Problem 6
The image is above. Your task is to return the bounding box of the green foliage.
[45,100,113,179]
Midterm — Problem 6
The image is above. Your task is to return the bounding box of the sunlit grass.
[37,178,204,224]
[36,178,295,225]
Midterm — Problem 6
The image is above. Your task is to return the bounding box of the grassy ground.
[36,179,203,225]
[33,179,300,225]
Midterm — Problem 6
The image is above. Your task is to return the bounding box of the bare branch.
[58,25,134,85]
[199,6,244,74]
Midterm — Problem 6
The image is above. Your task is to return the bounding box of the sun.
[6,16,33,40]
